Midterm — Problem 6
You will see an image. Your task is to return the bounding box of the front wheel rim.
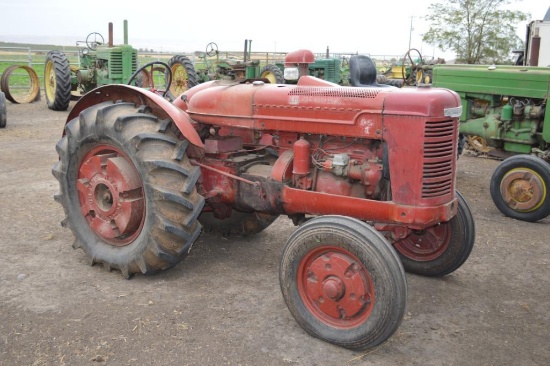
[297,245,375,329]
[77,145,145,246]
[393,222,451,261]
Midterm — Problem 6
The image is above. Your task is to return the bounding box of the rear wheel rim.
[45,61,56,101]
[500,167,546,212]
[171,64,189,95]
[77,145,145,246]
[261,71,277,83]
[297,245,375,329]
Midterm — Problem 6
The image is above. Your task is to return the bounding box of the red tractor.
[52,49,475,351]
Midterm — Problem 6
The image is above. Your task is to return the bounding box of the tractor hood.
[183,77,461,139]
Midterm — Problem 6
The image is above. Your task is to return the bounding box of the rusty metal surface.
[0,65,40,104]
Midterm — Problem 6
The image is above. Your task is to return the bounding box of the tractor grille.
[110,51,123,74]
[422,120,456,198]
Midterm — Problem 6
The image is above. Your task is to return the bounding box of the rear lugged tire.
[168,55,199,99]
[393,190,475,277]
[260,64,284,84]
[199,210,278,236]
[279,215,407,351]
[44,50,72,111]
[52,101,205,278]
[0,91,6,128]
[490,155,550,222]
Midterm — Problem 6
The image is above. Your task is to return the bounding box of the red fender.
[65,84,204,150]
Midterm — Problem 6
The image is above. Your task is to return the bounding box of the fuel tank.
[183,78,461,139]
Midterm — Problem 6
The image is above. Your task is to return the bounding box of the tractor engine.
[176,76,462,235]
[432,64,549,156]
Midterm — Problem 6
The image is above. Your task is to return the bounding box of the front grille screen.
[422,120,455,198]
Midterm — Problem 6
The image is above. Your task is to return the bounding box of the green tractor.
[432,64,550,222]
[44,20,198,111]
[282,49,402,87]
[193,40,284,84]
[431,10,550,222]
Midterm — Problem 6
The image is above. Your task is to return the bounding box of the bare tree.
[423,0,529,64]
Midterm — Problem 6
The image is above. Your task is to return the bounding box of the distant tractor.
[281,48,347,85]
[283,49,402,87]
[44,20,197,111]
[193,40,284,84]
[431,7,550,222]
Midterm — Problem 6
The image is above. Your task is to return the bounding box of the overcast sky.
[0,0,548,59]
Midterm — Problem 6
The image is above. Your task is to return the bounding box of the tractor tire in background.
[44,50,72,111]
[198,210,279,237]
[52,101,205,278]
[0,91,6,128]
[168,55,199,99]
[0,65,40,104]
[490,154,550,222]
[260,64,285,84]
[392,190,475,277]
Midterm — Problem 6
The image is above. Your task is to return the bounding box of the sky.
[0,0,548,60]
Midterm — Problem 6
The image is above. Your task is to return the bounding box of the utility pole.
[408,16,414,50]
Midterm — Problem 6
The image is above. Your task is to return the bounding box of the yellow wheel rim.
[261,71,277,84]
[45,61,56,102]
[170,64,189,96]
[501,168,547,212]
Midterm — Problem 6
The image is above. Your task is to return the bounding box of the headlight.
[82,48,89,55]
[284,67,300,81]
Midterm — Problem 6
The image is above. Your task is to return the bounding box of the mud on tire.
[52,101,204,277]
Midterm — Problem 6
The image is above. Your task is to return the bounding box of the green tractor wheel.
[44,50,72,111]
[260,64,284,84]
[490,155,550,222]
[168,55,199,99]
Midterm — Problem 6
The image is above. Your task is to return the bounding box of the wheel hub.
[393,223,450,261]
[77,147,145,245]
[322,276,345,301]
[501,169,544,211]
[299,248,374,328]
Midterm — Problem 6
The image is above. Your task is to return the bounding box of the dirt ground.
[0,99,549,366]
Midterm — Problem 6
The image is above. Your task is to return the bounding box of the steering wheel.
[206,42,218,57]
[402,48,423,86]
[127,61,173,98]
[86,32,105,50]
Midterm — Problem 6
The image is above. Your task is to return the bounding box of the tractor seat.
[349,55,394,88]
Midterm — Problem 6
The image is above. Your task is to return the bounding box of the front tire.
[490,155,550,222]
[279,215,407,351]
[392,191,475,277]
[44,50,72,111]
[52,101,205,277]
